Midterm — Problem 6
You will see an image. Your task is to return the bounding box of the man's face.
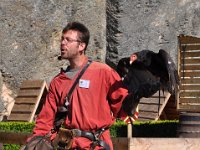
[60,30,81,60]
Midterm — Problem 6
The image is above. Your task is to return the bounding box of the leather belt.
[72,129,95,141]
[71,128,110,150]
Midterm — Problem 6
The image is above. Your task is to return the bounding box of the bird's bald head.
[130,54,137,64]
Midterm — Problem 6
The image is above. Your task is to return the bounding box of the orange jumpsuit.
[32,58,128,149]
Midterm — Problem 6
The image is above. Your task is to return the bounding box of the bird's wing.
[158,49,179,95]
[116,57,130,78]
[119,62,160,115]
[123,63,160,97]
[117,49,179,115]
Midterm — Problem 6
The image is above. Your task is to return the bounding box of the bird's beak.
[130,54,137,64]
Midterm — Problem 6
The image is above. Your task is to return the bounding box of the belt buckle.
[72,129,82,137]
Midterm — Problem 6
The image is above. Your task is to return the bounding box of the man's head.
[60,22,90,60]
[62,22,90,51]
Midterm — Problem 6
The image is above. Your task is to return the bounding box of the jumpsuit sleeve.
[31,81,58,139]
[107,69,129,117]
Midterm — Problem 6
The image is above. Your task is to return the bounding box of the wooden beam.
[127,123,132,139]
[180,71,200,77]
[181,78,200,84]
[181,45,200,51]
[180,58,200,64]
[18,89,41,97]
[20,80,47,89]
[180,85,200,91]
[179,91,200,97]
[180,65,200,70]
[15,97,38,104]
[157,92,171,119]
[129,138,200,150]
[7,113,32,122]
[11,104,35,113]
[179,97,200,103]
[178,35,200,44]
[180,51,200,57]
[139,104,161,111]
[178,105,200,112]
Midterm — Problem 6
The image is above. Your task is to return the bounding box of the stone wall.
[0,0,106,117]
[1,0,200,118]
[106,0,200,66]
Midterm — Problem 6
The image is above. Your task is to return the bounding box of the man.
[30,22,129,149]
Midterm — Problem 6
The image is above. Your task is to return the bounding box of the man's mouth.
[61,51,65,55]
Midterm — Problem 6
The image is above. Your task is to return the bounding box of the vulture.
[117,49,179,115]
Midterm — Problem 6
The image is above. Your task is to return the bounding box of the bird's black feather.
[117,49,179,115]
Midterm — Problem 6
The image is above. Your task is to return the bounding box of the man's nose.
[61,39,66,44]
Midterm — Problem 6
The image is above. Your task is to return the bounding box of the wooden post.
[127,123,132,150]
[127,123,132,138]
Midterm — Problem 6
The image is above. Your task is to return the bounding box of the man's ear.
[79,42,86,52]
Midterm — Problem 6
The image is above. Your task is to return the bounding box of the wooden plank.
[180,51,200,57]
[11,104,34,113]
[179,91,200,97]
[138,111,158,120]
[138,90,171,120]
[179,120,200,126]
[179,98,200,103]
[0,131,31,144]
[180,58,200,64]
[180,85,200,91]
[139,104,160,112]
[20,80,45,89]
[140,98,165,104]
[138,116,157,121]
[181,78,200,84]
[181,45,200,51]
[136,90,167,97]
[180,65,200,70]
[178,105,200,112]
[178,123,200,128]
[180,71,200,77]
[130,138,200,150]
[179,35,200,44]
[157,92,171,119]
[17,89,41,97]
[15,97,38,104]
[8,113,31,121]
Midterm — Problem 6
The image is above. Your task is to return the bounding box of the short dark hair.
[62,22,90,51]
